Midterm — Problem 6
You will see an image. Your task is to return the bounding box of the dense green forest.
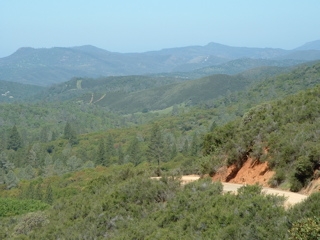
[0,61,319,238]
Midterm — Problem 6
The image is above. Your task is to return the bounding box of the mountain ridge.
[1,40,320,86]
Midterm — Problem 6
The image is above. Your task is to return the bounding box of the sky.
[1,0,320,58]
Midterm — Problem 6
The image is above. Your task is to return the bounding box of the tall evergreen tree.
[63,122,78,145]
[24,165,35,180]
[7,125,22,151]
[147,123,166,175]
[105,134,115,160]
[96,138,106,166]
[170,143,178,160]
[26,147,37,167]
[182,139,189,155]
[210,121,217,132]
[5,170,19,189]
[127,137,142,166]
[190,132,200,156]
[118,145,124,165]
[0,168,5,185]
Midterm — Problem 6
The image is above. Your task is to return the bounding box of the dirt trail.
[221,181,307,206]
[175,176,308,206]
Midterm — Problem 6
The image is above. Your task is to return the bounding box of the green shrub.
[13,211,49,236]
[0,198,49,217]
[269,168,286,187]
[294,156,314,183]
[288,216,320,240]
[290,177,304,192]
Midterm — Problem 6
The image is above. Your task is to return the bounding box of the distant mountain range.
[1,40,320,86]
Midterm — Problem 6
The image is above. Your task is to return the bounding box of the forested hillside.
[32,75,186,103]
[203,84,320,192]
[0,80,43,103]
[30,62,315,114]
[0,61,320,238]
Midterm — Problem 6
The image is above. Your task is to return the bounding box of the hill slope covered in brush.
[203,83,320,192]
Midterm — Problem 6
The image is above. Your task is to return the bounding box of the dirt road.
[179,175,308,205]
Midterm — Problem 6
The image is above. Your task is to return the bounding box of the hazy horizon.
[1,0,320,58]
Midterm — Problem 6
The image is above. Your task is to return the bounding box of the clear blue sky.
[1,0,320,57]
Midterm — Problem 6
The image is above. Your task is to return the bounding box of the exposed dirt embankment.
[212,158,275,187]
[304,177,320,195]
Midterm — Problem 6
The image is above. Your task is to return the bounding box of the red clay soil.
[212,158,275,187]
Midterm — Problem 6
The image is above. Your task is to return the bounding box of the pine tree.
[127,137,141,166]
[147,123,166,175]
[210,121,217,132]
[105,134,115,161]
[0,168,5,185]
[170,143,178,160]
[63,122,78,145]
[182,139,189,155]
[96,138,106,166]
[118,145,124,165]
[26,147,37,167]
[24,165,35,180]
[190,132,199,156]
[7,125,22,151]
[5,170,19,189]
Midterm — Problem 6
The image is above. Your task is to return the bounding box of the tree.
[7,125,22,151]
[0,152,14,173]
[210,121,217,132]
[118,145,124,165]
[0,168,5,185]
[63,122,78,145]
[190,132,200,156]
[105,134,115,160]
[170,143,178,160]
[5,170,19,189]
[147,123,166,175]
[67,156,83,171]
[39,126,49,142]
[127,137,142,166]
[26,147,37,168]
[24,165,35,180]
[182,139,189,155]
[96,138,107,166]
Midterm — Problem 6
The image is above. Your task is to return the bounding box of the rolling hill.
[31,69,269,113]
[1,40,320,86]
[0,80,43,103]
